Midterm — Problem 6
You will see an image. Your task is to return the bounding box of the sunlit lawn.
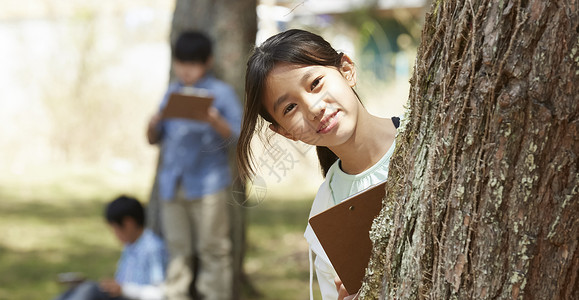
[0,165,321,300]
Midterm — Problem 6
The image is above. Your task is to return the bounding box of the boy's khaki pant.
[161,187,233,300]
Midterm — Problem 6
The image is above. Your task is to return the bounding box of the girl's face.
[263,57,359,148]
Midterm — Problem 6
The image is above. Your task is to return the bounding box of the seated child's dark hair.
[105,195,145,227]
[173,31,213,63]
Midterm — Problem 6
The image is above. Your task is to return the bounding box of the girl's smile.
[317,110,340,134]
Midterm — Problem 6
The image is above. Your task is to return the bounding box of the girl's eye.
[310,76,322,91]
[283,103,297,115]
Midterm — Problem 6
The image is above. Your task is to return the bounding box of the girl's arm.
[314,256,339,299]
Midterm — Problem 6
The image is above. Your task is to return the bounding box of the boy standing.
[147,31,241,300]
[54,195,167,300]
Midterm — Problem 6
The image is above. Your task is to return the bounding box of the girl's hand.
[334,276,359,300]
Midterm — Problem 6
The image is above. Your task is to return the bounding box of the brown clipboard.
[308,181,386,294]
[161,91,214,121]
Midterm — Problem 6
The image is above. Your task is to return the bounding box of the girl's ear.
[268,124,297,141]
[339,54,357,87]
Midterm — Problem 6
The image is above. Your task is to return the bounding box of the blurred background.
[0,0,426,299]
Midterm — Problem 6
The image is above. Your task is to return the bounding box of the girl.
[237,29,400,300]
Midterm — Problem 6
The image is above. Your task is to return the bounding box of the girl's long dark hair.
[237,29,345,182]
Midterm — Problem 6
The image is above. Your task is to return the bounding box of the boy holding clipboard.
[147,31,242,300]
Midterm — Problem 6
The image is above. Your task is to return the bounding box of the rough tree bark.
[362,0,578,299]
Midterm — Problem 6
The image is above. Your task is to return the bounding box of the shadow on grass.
[0,240,119,300]
[0,197,106,221]
[0,189,121,300]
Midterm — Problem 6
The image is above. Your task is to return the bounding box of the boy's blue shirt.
[115,229,168,285]
[157,74,242,200]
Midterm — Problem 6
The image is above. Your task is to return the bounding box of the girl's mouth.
[317,111,339,134]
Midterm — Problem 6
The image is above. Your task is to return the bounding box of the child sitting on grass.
[53,195,168,300]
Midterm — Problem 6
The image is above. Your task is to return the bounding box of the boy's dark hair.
[105,195,145,227]
[172,31,213,63]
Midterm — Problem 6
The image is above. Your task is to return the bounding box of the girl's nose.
[306,97,326,121]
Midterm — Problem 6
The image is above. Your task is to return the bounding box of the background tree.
[148,0,258,298]
[170,0,257,95]
[362,0,578,299]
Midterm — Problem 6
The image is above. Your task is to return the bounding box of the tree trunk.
[161,1,257,299]
[363,0,578,299]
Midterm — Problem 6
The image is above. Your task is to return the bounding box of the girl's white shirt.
[304,137,398,300]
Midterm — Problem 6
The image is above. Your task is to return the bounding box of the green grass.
[244,198,322,299]
[0,165,321,300]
